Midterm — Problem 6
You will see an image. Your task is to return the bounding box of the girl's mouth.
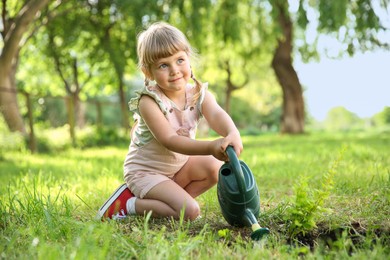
[169,77,182,82]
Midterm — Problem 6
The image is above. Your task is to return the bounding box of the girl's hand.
[209,138,229,161]
[221,132,243,159]
[209,133,243,161]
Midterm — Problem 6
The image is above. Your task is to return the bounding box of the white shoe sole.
[96,184,128,219]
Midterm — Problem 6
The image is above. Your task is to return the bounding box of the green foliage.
[0,117,26,159]
[78,126,128,148]
[38,97,67,127]
[84,99,123,126]
[373,106,390,126]
[293,0,388,58]
[283,147,345,238]
[215,0,240,43]
[230,96,281,131]
[324,106,361,131]
[17,44,64,96]
[318,0,348,31]
[297,0,309,29]
[352,0,381,30]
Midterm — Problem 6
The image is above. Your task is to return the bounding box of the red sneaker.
[97,184,134,220]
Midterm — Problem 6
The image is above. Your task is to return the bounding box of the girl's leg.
[173,155,223,198]
[135,180,200,220]
[133,155,221,221]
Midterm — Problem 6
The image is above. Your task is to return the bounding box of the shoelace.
[112,209,127,220]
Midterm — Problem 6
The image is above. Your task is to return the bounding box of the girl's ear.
[142,67,154,81]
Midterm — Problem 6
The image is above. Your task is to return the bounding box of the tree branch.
[1,0,50,67]
[48,31,70,93]
[23,0,71,47]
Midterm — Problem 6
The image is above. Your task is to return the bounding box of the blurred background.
[1,0,389,153]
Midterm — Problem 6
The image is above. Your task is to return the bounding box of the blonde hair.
[137,22,203,106]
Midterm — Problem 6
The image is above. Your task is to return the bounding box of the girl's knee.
[183,200,200,221]
[206,170,218,187]
[208,158,222,184]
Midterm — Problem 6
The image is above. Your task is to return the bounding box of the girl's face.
[148,51,191,95]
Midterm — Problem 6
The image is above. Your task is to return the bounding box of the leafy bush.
[231,96,281,131]
[324,107,361,131]
[78,126,128,148]
[0,118,26,159]
[373,106,390,126]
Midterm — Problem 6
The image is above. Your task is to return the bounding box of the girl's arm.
[138,95,229,161]
[201,91,243,156]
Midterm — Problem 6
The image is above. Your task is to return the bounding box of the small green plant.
[283,147,346,238]
[217,228,232,240]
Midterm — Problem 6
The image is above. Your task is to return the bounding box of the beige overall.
[123,83,207,198]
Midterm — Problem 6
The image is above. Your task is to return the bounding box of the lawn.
[1,131,389,259]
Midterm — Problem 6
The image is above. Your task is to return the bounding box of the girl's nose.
[170,67,179,75]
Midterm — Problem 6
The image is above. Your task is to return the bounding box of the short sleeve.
[128,84,168,116]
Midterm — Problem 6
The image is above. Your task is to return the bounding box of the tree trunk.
[0,0,50,134]
[65,95,77,147]
[73,92,85,129]
[223,60,247,115]
[71,58,86,129]
[272,3,305,134]
[24,92,37,153]
[76,101,86,128]
[0,63,26,134]
[225,84,233,115]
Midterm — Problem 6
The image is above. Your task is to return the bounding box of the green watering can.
[217,146,270,241]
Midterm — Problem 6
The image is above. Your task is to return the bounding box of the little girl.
[98,22,243,221]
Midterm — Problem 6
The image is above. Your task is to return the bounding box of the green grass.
[1,132,389,259]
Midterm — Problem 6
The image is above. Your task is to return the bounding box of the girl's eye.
[159,64,168,69]
[177,59,184,64]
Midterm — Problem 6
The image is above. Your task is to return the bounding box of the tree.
[0,0,52,135]
[271,1,305,134]
[213,1,252,114]
[84,0,141,130]
[324,106,360,131]
[265,0,389,134]
[43,5,98,146]
[373,106,390,126]
[198,0,267,115]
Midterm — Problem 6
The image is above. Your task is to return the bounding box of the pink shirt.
[123,83,207,177]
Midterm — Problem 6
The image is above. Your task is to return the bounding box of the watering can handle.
[226,146,246,194]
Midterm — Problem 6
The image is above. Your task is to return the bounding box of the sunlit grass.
[1,131,389,258]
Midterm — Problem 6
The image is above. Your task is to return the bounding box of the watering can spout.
[244,208,270,241]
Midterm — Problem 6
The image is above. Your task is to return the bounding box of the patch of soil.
[289,221,389,253]
[120,215,389,254]
[208,219,389,253]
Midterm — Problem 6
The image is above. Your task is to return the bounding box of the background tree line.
[1,0,389,152]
